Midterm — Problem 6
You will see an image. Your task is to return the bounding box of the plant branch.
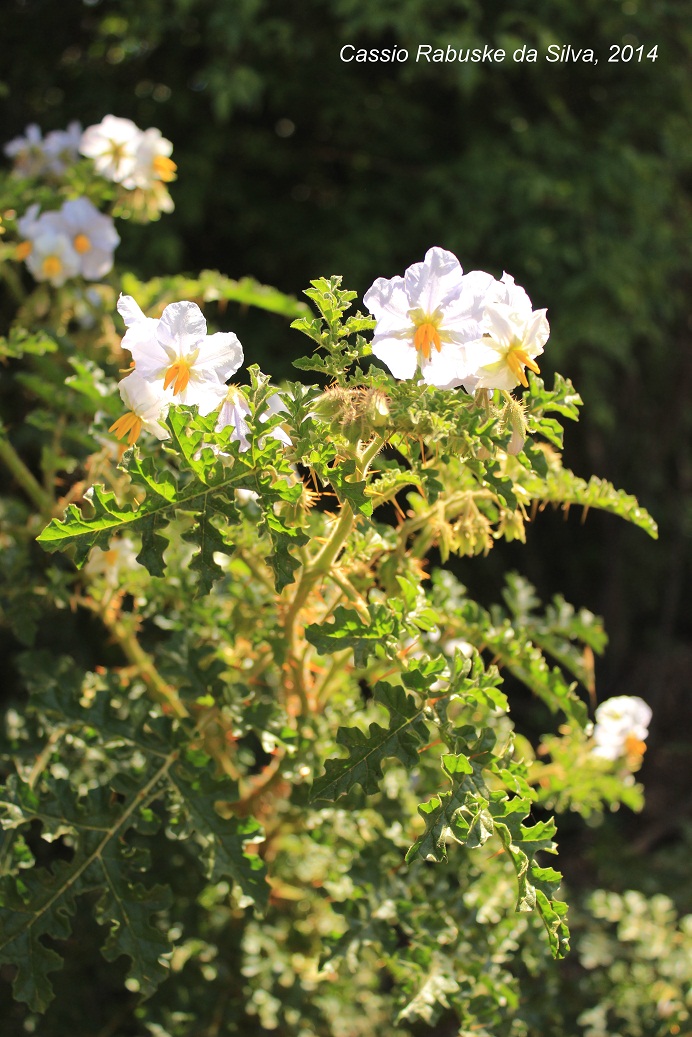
[0,424,54,517]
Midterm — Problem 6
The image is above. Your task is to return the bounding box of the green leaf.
[1,651,268,1012]
[266,525,309,592]
[455,598,589,726]
[525,373,583,421]
[95,869,172,994]
[37,448,244,576]
[311,682,431,800]
[183,496,230,596]
[523,460,658,538]
[305,604,398,667]
[327,458,373,516]
[168,764,268,910]
[0,776,174,1011]
[406,748,494,864]
[491,802,569,958]
[407,735,570,959]
[0,327,58,359]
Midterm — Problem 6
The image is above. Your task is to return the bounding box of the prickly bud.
[365,389,390,428]
[504,397,528,455]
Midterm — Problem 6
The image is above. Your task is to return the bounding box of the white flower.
[17,203,42,240]
[121,127,176,190]
[85,536,142,586]
[80,116,142,183]
[42,198,120,280]
[117,295,243,415]
[216,388,252,452]
[260,391,292,446]
[25,229,80,287]
[214,388,292,454]
[364,247,496,389]
[109,371,170,445]
[4,124,47,177]
[5,122,83,178]
[467,273,549,392]
[16,205,63,269]
[592,695,652,761]
[43,121,83,175]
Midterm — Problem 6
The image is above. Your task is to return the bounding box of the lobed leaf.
[311,682,431,800]
[168,763,268,910]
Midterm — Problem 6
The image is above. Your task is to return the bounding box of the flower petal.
[421,344,470,390]
[156,301,207,356]
[372,340,418,381]
[444,269,497,326]
[404,247,465,313]
[363,275,411,334]
[195,331,244,381]
[117,294,148,327]
[177,379,228,416]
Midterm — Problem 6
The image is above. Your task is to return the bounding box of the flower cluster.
[5,115,181,286]
[109,296,294,452]
[5,116,176,195]
[16,199,120,286]
[80,115,176,216]
[3,121,82,179]
[109,296,244,446]
[591,695,653,762]
[364,246,549,393]
[108,247,547,450]
[80,116,176,191]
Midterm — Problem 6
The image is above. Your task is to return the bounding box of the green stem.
[329,568,370,623]
[0,425,54,517]
[283,502,355,711]
[359,433,385,470]
[281,437,384,711]
[79,598,190,721]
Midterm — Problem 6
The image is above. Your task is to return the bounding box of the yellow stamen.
[109,411,143,445]
[163,358,192,395]
[42,255,63,279]
[413,322,442,361]
[506,346,541,388]
[16,240,32,260]
[153,155,177,182]
[126,417,143,445]
[73,233,91,254]
[625,734,647,757]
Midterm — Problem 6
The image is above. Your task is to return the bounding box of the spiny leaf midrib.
[39,462,254,546]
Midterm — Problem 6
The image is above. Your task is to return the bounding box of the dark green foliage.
[0,654,267,1011]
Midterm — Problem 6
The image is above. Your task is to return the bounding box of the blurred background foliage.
[1,0,691,1032]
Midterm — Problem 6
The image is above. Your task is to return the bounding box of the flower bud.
[365,389,390,428]
[311,387,347,421]
[504,398,528,455]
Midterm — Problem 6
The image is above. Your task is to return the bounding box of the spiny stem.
[359,433,385,470]
[281,436,384,712]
